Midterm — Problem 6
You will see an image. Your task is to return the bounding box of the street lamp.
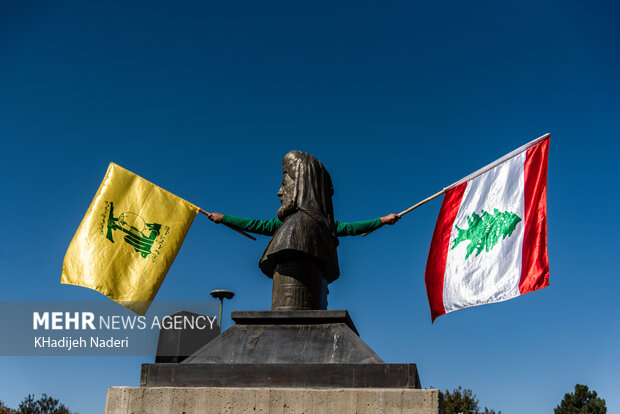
[209,289,235,328]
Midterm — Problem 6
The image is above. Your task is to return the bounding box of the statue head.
[276,151,335,224]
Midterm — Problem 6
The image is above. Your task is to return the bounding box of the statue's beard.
[277,202,296,221]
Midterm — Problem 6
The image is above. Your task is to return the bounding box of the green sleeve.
[334,218,382,236]
[221,215,282,236]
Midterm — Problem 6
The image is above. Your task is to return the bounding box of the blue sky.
[1,1,619,413]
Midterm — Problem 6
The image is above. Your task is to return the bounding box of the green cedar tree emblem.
[451,208,522,260]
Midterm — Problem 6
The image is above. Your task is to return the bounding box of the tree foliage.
[443,386,501,414]
[0,400,16,414]
[0,394,73,414]
[554,384,606,414]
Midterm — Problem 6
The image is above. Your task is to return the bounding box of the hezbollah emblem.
[104,201,165,259]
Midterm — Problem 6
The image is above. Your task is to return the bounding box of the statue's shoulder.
[279,210,313,226]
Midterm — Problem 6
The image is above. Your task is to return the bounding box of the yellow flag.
[61,163,199,315]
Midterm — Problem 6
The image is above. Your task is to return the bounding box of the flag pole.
[443,133,550,191]
[363,133,550,237]
[396,189,446,217]
[361,190,445,236]
[199,209,256,241]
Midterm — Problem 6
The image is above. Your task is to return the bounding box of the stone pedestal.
[106,386,443,414]
[183,310,383,364]
[105,310,440,413]
[141,363,420,389]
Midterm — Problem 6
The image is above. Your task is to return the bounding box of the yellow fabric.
[61,163,199,315]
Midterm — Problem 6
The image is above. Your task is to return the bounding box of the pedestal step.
[141,363,420,388]
[184,310,382,364]
[105,386,443,414]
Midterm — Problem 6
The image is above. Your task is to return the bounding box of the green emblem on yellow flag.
[61,163,199,315]
[105,203,164,259]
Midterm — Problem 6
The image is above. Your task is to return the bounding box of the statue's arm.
[334,214,400,236]
[334,218,382,236]
[221,214,282,236]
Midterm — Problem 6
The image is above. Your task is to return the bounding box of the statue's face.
[276,171,296,219]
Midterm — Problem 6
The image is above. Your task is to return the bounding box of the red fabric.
[519,138,550,294]
[425,183,467,322]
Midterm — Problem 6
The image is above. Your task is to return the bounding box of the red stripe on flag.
[520,138,550,294]
[425,183,467,322]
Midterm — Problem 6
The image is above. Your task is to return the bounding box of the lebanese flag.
[426,135,550,322]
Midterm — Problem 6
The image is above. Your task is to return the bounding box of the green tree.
[17,394,71,414]
[0,400,16,414]
[554,384,606,414]
[443,386,501,414]
[17,395,37,414]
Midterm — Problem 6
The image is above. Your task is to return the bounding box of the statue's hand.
[207,212,224,223]
[380,214,400,225]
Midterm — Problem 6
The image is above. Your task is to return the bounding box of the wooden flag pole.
[396,189,446,217]
[199,209,256,241]
[362,189,445,237]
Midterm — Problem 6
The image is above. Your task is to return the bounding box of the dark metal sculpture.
[259,151,339,311]
[142,151,423,394]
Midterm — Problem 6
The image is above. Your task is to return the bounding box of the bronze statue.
[207,151,399,311]
[261,151,338,310]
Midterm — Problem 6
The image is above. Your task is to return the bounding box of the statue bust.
[259,151,339,311]
[205,151,399,310]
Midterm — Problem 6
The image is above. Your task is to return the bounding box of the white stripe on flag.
[443,152,526,313]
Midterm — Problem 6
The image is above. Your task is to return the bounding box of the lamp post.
[209,289,235,328]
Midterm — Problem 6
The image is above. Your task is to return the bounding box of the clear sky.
[1,1,618,413]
